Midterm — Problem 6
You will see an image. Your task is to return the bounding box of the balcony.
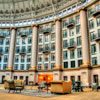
[43,48,50,54]
[67,43,76,50]
[19,50,26,55]
[0,51,4,56]
[21,32,28,38]
[92,9,100,17]
[43,28,51,35]
[67,20,75,28]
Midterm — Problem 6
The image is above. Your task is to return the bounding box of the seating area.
[4,79,25,93]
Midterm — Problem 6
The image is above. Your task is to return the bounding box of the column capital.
[54,18,61,23]
[7,66,13,70]
[10,27,17,30]
[31,24,38,27]
[77,6,87,12]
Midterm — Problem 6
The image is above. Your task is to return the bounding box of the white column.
[55,18,62,69]
[8,28,16,70]
[79,8,90,66]
[7,27,16,79]
[30,24,38,70]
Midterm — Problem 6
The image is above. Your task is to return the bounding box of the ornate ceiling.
[0,0,64,14]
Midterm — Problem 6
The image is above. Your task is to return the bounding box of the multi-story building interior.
[0,0,100,87]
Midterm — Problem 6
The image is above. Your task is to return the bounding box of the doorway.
[2,76,5,84]
[25,76,29,85]
[38,74,53,85]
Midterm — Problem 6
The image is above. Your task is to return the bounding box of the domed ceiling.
[0,0,65,14]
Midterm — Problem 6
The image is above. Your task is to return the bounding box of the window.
[90,32,96,42]
[63,20,67,28]
[88,8,94,18]
[63,76,68,81]
[71,76,75,84]
[63,51,68,60]
[38,64,42,70]
[70,38,75,46]
[27,55,31,62]
[78,76,81,81]
[76,25,80,34]
[44,63,48,70]
[45,55,48,62]
[77,48,82,58]
[16,47,20,53]
[5,47,9,54]
[76,15,80,24]
[92,57,97,65]
[26,64,30,70]
[14,76,17,80]
[93,75,99,85]
[0,39,4,45]
[51,33,55,41]
[21,56,25,62]
[70,28,74,36]
[15,55,19,63]
[16,38,20,45]
[0,48,3,53]
[89,20,94,29]
[4,55,8,62]
[51,63,55,69]
[98,29,100,37]
[70,50,75,59]
[6,38,9,45]
[22,38,26,44]
[39,36,42,43]
[63,40,68,49]
[28,38,32,44]
[3,64,7,70]
[0,56,2,62]
[27,46,31,53]
[20,64,24,70]
[51,43,55,51]
[97,17,100,26]
[29,29,32,35]
[51,53,55,61]
[78,60,82,67]
[51,24,55,32]
[64,62,68,68]
[39,45,43,52]
[21,46,26,53]
[14,64,18,70]
[71,61,75,68]
[45,35,49,42]
[63,30,67,38]
[91,44,96,55]
[20,76,23,80]
[77,36,81,46]
[38,55,42,62]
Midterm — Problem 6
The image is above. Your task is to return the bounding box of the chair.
[38,81,47,92]
[51,80,72,94]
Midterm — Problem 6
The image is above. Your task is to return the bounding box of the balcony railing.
[21,32,28,37]
[19,49,26,55]
[43,48,50,54]
[67,20,75,28]
[92,8,100,17]
[67,43,76,50]
[43,28,51,35]
[94,35,100,43]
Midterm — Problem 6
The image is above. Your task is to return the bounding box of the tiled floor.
[0,85,100,100]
